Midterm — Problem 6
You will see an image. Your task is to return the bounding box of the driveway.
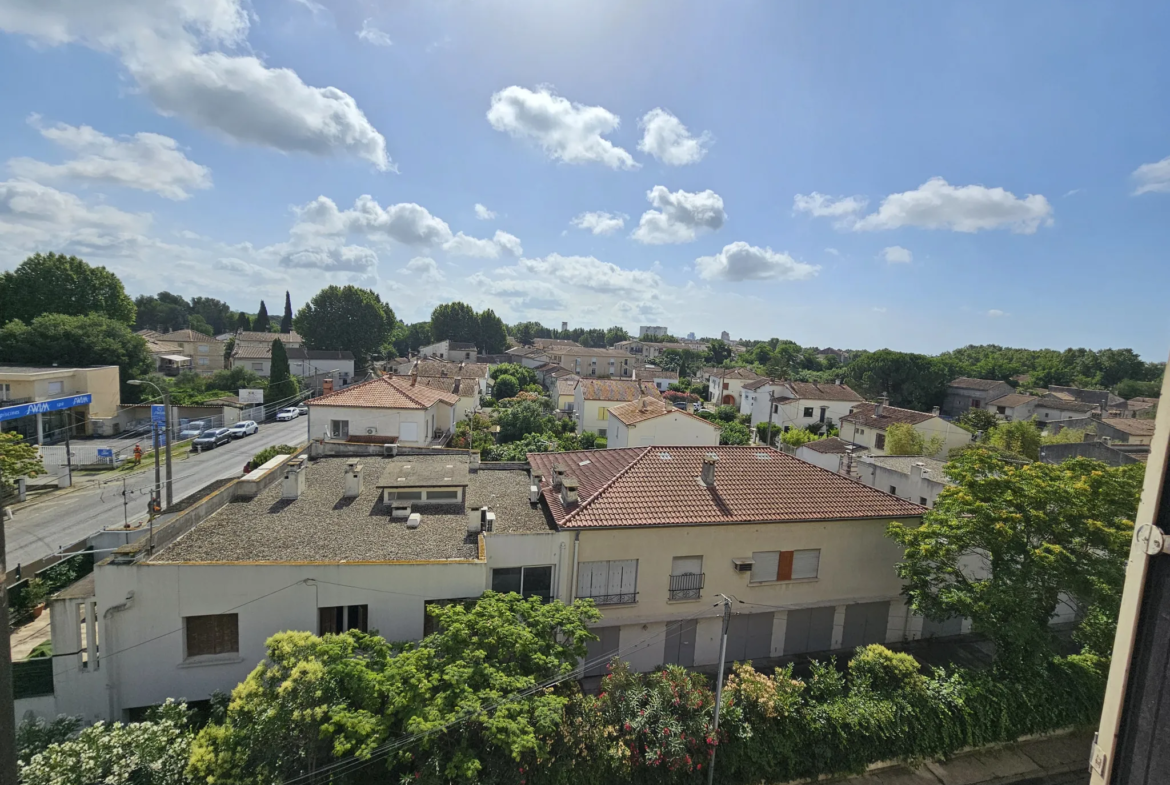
[4,417,309,567]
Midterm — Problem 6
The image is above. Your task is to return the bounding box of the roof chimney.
[874,394,888,418]
[700,453,718,487]
[282,457,306,500]
[911,461,924,482]
[552,464,567,490]
[640,396,648,411]
[560,476,579,507]
[344,459,363,498]
[410,370,418,386]
[835,378,842,386]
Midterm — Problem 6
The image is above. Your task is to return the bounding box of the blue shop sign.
[0,394,93,422]
[151,404,166,424]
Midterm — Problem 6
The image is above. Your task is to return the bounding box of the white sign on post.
[239,388,265,404]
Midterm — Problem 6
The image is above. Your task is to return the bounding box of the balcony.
[668,572,704,601]
[579,592,637,606]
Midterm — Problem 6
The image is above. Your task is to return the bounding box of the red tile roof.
[528,446,924,529]
[578,378,662,402]
[840,402,935,429]
[785,381,864,402]
[308,375,459,409]
[607,397,719,427]
[948,377,1009,391]
[987,393,1038,408]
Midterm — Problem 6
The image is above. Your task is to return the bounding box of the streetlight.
[127,380,173,508]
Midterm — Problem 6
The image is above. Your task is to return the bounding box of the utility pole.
[127,380,173,508]
[707,595,733,785]
[162,388,173,507]
[152,420,162,517]
[0,468,20,785]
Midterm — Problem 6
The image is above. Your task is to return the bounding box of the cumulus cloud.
[881,245,913,264]
[987,309,1006,317]
[278,244,378,273]
[486,85,637,170]
[291,195,454,246]
[1133,155,1170,195]
[356,19,391,46]
[0,177,154,257]
[474,203,496,220]
[694,241,820,282]
[442,229,523,258]
[853,177,1053,233]
[9,116,211,199]
[402,256,444,283]
[214,257,288,282]
[517,253,662,293]
[632,186,726,244]
[570,211,625,235]
[0,0,391,170]
[792,192,868,226]
[637,108,712,166]
[467,272,567,311]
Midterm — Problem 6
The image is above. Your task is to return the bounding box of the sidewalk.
[10,608,52,660]
[828,731,1091,785]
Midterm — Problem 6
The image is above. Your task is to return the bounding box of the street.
[5,417,309,567]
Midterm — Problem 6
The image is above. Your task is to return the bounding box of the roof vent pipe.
[701,453,718,487]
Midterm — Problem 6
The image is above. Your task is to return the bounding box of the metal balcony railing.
[579,592,637,606]
[668,572,704,600]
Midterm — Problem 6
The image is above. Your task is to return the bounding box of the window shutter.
[792,549,820,580]
[609,560,637,596]
[751,551,779,582]
[777,550,794,581]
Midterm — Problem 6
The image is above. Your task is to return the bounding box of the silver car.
[227,420,258,438]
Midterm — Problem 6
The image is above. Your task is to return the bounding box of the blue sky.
[1,0,1168,357]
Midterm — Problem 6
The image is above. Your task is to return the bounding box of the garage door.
[725,612,774,662]
[841,601,891,650]
[584,626,620,677]
[663,619,697,667]
[399,421,419,443]
[784,606,836,656]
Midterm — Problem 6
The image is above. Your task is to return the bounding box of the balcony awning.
[160,354,191,362]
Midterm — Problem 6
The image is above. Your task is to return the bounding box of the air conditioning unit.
[366,426,377,435]
[383,443,398,458]
[391,502,412,519]
[406,512,421,530]
[731,558,755,573]
[529,484,540,503]
[483,512,496,532]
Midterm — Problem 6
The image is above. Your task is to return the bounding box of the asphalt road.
[5,417,309,567]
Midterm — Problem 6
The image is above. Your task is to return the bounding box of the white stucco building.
[740,380,864,431]
[606,397,720,448]
[307,375,458,445]
[574,378,662,437]
[839,400,973,460]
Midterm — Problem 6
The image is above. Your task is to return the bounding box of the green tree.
[0,314,153,399]
[252,300,270,332]
[188,594,600,785]
[0,432,44,497]
[513,322,537,347]
[1116,378,1161,399]
[189,297,233,335]
[495,400,549,442]
[268,338,294,400]
[578,328,607,348]
[391,321,433,358]
[603,326,630,346]
[489,363,538,388]
[714,404,739,422]
[885,422,944,456]
[719,421,751,445]
[706,339,733,365]
[779,427,818,448]
[187,314,214,336]
[987,419,1041,460]
[477,309,508,354]
[430,301,479,345]
[0,252,136,326]
[756,422,781,446]
[491,373,519,401]
[294,285,396,369]
[135,292,190,333]
[845,350,952,411]
[280,291,293,334]
[235,311,251,332]
[1041,426,1095,446]
[956,408,1000,434]
[888,449,1142,673]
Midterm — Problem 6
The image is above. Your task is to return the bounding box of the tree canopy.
[294,285,397,368]
[477,309,508,354]
[844,350,953,411]
[430,301,479,345]
[0,253,136,326]
[884,423,944,456]
[0,432,44,496]
[252,300,270,332]
[268,338,295,401]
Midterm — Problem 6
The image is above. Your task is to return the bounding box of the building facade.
[306,375,458,445]
[0,364,121,442]
[606,398,720,448]
[942,378,1015,417]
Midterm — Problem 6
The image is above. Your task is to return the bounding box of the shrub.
[479,396,497,408]
[492,373,519,400]
[719,421,751,445]
[579,431,598,449]
[250,444,297,468]
[714,404,739,422]
[594,437,607,448]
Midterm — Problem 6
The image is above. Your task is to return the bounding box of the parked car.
[178,420,209,440]
[192,428,232,450]
[276,407,299,421]
[672,400,688,410]
[296,403,309,416]
[227,420,258,438]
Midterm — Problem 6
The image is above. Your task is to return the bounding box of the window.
[0,383,10,401]
[330,419,349,439]
[669,556,704,600]
[598,407,608,421]
[598,428,607,438]
[874,433,886,449]
[198,344,209,353]
[318,605,368,635]
[47,380,64,395]
[723,382,730,390]
[464,352,471,360]
[919,497,929,506]
[803,407,814,418]
[577,559,637,605]
[385,490,423,500]
[252,363,264,371]
[184,614,239,658]
[890,485,898,495]
[492,566,553,601]
[750,549,820,582]
[997,406,1006,415]
[772,404,778,414]
[971,399,981,409]
[198,357,210,366]
[426,489,458,500]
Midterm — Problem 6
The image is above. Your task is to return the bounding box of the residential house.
[229,343,274,377]
[414,375,480,423]
[574,379,662,437]
[1033,397,1098,422]
[137,331,192,376]
[306,375,458,445]
[638,368,679,392]
[160,330,225,375]
[529,446,927,674]
[555,376,580,414]
[793,437,863,473]
[1045,385,1124,411]
[504,346,553,369]
[234,330,302,349]
[614,340,709,362]
[839,400,973,459]
[558,346,638,378]
[287,349,355,387]
[708,367,765,407]
[0,364,121,442]
[1039,441,1143,467]
[741,380,863,431]
[404,361,492,398]
[533,363,575,389]
[418,340,478,363]
[606,397,720,448]
[942,377,1015,417]
[1096,417,1156,445]
[855,456,950,508]
[985,392,1039,421]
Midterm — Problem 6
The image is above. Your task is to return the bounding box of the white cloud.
[852,177,1053,233]
[291,195,453,246]
[632,186,726,244]
[517,253,662,293]
[881,245,913,264]
[0,178,154,257]
[402,256,444,283]
[474,203,496,220]
[694,241,820,282]
[824,247,840,256]
[492,230,523,257]
[486,85,638,170]
[0,0,391,170]
[214,257,288,282]
[570,211,625,235]
[637,108,712,166]
[1133,155,1170,195]
[356,19,391,46]
[987,309,1006,317]
[278,244,378,273]
[467,272,567,311]
[9,116,211,200]
[793,192,868,223]
[442,229,523,258]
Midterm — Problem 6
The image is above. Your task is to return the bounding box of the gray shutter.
[751,551,779,582]
[792,549,820,580]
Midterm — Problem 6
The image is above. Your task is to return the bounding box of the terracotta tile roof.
[949,377,1009,391]
[136,329,164,340]
[144,338,184,355]
[648,369,679,380]
[556,377,580,397]
[711,367,764,381]
[308,375,459,409]
[742,379,771,391]
[236,330,301,344]
[841,402,935,429]
[785,381,864,402]
[987,393,1039,408]
[799,437,862,455]
[162,329,221,343]
[408,360,491,379]
[529,446,925,529]
[608,397,719,427]
[578,378,663,402]
[416,376,477,398]
[231,344,271,359]
[1036,397,1097,413]
[1102,418,1156,436]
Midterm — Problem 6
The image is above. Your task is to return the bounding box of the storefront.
[0,394,93,445]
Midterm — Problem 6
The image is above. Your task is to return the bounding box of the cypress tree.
[280,291,293,334]
[269,338,294,400]
[252,300,270,332]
